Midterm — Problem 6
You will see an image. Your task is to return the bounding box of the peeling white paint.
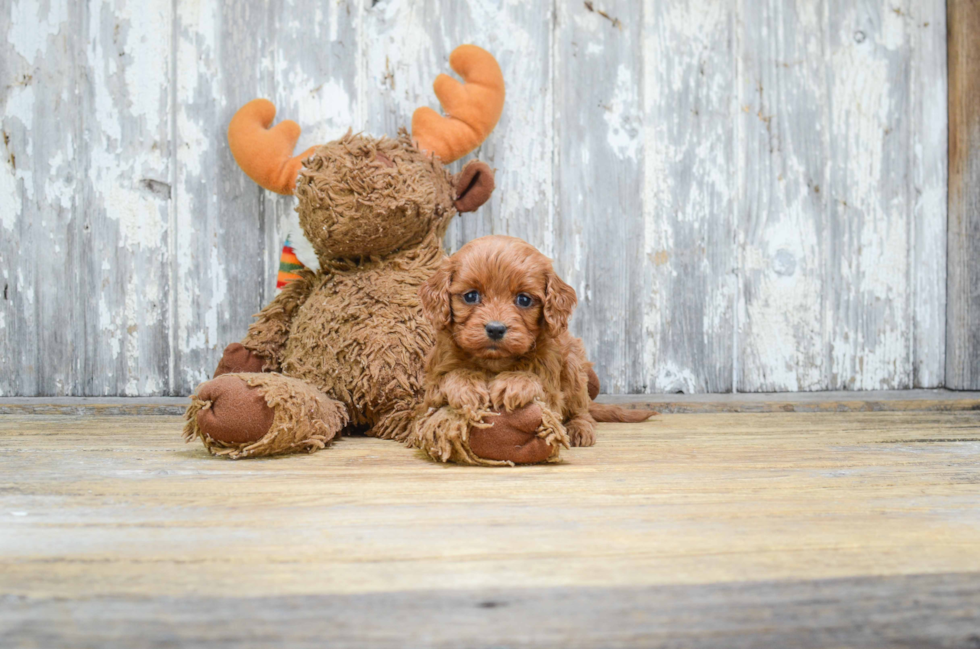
[290,77,356,152]
[8,0,68,62]
[44,141,75,209]
[86,1,171,250]
[652,361,700,395]
[17,269,33,306]
[0,149,21,232]
[4,84,35,132]
[603,65,640,160]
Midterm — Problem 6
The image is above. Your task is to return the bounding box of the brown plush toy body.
[183,46,524,459]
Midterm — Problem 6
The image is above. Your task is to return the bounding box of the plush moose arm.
[238,270,315,372]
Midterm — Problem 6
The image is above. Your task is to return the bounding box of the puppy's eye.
[515,293,533,308]
[463,290,481,305]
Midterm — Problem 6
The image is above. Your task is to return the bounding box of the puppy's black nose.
[485,322,507,341]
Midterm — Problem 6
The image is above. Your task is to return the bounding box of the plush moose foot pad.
[412,402,569,467]
[183,373,348,459]
[213,342,269,377]
[192,374,275,444]
[468,404,555,464]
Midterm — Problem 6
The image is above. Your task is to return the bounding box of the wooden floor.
[1,408,979,648]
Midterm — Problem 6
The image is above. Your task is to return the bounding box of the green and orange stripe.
[276,239,306,288]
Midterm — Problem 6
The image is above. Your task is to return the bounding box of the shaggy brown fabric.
[213,343,269,377]
[184,373,348,459]
[295,131,454,262]
[185,130,497,459]
[238,268,315,372]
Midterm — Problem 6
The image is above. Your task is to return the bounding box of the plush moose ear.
[453,160,495,213]
[419,257,455,330]
[543,271,577,336]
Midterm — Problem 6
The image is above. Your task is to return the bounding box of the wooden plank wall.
[947,0,980,390]
[0,0,949,396]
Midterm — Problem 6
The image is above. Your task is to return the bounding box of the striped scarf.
[276,238,306,289]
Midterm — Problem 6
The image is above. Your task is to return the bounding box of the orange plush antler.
[412,45,505,163]
[227,99,316,195]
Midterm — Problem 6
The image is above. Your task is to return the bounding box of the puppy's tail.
[586,367,658,422]
[589,402,657,423]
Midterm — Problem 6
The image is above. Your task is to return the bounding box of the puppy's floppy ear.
[419,257,454,330]
[543,271,577,336]
[452,160,494,213]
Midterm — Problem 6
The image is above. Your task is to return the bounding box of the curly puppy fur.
[184,131,496,456]
[413,236,611,464]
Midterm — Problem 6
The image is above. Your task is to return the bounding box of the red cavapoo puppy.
[412,235,653,465]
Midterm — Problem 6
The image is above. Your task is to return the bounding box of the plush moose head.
[226,45,504,265]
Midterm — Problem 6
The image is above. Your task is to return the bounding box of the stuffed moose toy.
[184,45,595,465]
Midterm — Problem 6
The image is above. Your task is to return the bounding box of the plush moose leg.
[212,343,270,377]
[184,373,348,459]
[413,402,569,467]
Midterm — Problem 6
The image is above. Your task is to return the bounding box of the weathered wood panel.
[947,0,980,390]
[174,0,275,394]
[556,1,645,394]
[0,0,174,397]
[0,0,51,395]
[735,0,829,393]
[911,0,947,388]
[0,0,952,395]
[4,574,980,649]
[737,0,946,392]
[80,0,174,396]
[642,0,737,393]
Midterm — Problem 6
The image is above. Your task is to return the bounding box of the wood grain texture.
[1,412,979,646]
[947,0,980,390]
[0,0,951,395]
[556,1,645,394]
[1,0,175,396]
[174,0,278,395]
[3,574,979,648]
[642,0,736,393]
[736,0,946,392]
[3,388,980,415]
[911,0,947,388]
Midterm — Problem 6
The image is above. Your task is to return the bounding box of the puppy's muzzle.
[485,321,507,341]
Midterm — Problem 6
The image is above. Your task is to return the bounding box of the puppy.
[416,235,652,462]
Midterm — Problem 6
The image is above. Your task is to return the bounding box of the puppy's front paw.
[489,373,545,411]
[565,416,596,447]
[441,372,491,411]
